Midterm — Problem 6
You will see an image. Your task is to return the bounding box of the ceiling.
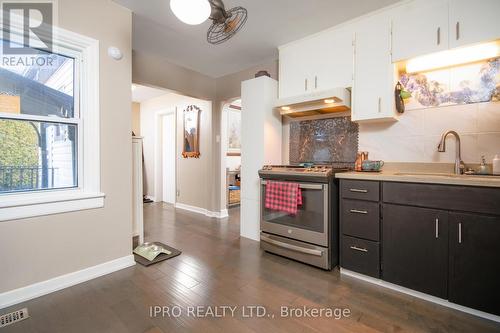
[115,0,401,78]
[132,84,170,102]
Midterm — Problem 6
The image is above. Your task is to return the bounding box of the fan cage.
[207,7,248,45]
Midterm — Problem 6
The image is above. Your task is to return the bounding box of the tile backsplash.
[289,116,358,164]
[359,102,500,164]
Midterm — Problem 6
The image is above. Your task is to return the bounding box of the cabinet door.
[449,213,500,316]
[279,40,313,99]
[392,0,449,62]
[449,0,500,48]
[352,11,395,122]
[382,204,448,298]
[311,26,354,91]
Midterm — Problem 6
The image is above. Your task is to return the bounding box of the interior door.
[162,113,176,204]
[449,213,500,316]
[391,0,449,62]
[449,0,500,48]
[382,204,449,298]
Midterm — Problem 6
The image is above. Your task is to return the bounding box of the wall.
[133,51,278,212]
[132,102,141,136]
[140,93,213,211]
[0,0,132,293]
[214,60,279,211]
[133,50,216,101]
[359,102,500,164]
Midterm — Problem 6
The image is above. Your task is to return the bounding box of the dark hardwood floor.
[2,202,500,332]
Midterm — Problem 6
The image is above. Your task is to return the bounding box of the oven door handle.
[261,235,324,257]
[260,181,323,190]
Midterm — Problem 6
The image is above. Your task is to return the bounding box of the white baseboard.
[340,268,500,323]
[175,203,229,219]
[0,255,135,309]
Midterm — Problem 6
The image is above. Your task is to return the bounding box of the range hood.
[274,88,351,118]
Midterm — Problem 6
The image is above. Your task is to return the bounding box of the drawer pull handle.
[350,246,368,253]
[458,223,462,244]
[435,218,439,239]
[350,209,368,215]
[349,188,368,193]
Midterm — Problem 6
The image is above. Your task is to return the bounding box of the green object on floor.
[133,243,172,261]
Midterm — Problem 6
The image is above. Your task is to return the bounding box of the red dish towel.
[265,181,302,215]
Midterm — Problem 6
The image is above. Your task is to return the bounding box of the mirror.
[182,105,201,158]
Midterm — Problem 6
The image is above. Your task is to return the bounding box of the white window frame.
[0,15,103,221]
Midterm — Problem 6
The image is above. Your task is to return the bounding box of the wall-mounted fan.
[207,0,248,45]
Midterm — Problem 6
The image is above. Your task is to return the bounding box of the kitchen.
[1,0,499,332]
[240,0,500,325]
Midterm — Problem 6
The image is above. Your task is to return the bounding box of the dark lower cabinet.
[449,213,500,316]
[382,204,449,299]
[341,180,500,316]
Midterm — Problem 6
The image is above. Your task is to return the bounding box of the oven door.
[260,180,329,247]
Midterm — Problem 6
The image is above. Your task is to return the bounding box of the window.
[0,41,78,193]
[0,19,102,221]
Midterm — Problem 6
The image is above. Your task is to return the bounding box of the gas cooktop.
[259,165,349,182]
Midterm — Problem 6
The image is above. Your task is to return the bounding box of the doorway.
[220,99,242,211]
[156,109,177,205]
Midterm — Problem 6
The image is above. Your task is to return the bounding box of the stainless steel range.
[258,165,348,270]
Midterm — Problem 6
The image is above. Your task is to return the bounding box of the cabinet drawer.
[341,235,380,278]
[342,199,380,241]
[341,180,380,202]
[383,182,500,215]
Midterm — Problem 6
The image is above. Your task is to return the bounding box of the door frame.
[219,99,241,211]
[154,108,177,204]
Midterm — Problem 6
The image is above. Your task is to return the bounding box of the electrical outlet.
[176,190,180,197]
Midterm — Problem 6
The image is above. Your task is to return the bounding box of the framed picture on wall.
[182,105,201,158]
[227,107,241,156]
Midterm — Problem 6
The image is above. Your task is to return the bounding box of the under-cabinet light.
[281,106,291,111]
[406,41,500,73]
[324,99,335,104]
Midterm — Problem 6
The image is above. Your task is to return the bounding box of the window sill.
[0,190,105,222]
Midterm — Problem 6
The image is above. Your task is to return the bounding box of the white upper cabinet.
[449,0,500,48]
[278,26,354,99]
[392,0,449,62]
[352,11,396,122]
[279,38,314,99]
[311,27,354,91]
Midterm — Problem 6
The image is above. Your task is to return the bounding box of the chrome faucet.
[438,130,465,174]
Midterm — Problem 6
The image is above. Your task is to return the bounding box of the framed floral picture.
[227,108,241,156]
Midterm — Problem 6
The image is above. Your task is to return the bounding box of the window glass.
[0,119,77,193]
[0,40,75,118]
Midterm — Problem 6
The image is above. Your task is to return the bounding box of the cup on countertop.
[361,160,385,172]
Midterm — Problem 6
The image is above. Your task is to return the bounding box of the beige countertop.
[335,163,500,188]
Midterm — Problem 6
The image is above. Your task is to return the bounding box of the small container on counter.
[493,154,500,175]
[477,156,489,175]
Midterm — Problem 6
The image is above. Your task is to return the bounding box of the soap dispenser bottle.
[478,156,489,175]
[494,154,500,175]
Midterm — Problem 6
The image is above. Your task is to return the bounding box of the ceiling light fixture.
[406,41,500,73]
[170,0,211,25]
